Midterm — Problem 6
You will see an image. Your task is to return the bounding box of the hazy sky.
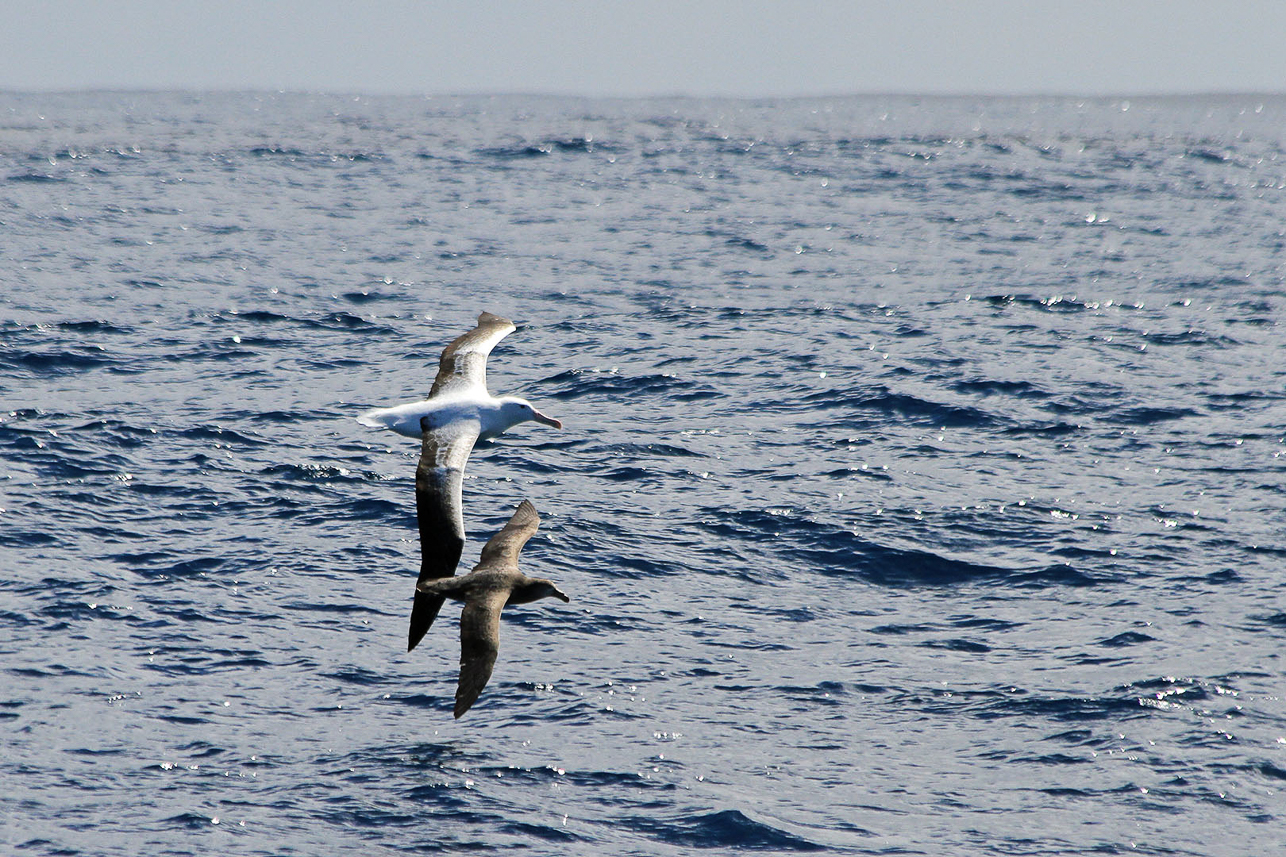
[3,1,1284,97]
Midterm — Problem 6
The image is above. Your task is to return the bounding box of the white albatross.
[356,311,562,652]
[356,311,561,440]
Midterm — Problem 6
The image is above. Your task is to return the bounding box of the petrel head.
[508,577,570,605]
[543,582,571,603]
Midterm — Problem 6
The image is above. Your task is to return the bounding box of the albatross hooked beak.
[532,409,562,430]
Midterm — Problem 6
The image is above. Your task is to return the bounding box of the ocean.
[1,91,1284,855]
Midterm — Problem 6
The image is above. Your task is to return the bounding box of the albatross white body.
[357,394,558,440]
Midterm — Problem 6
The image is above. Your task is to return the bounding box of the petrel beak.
[555,589,570,603]
[533,409,562,429]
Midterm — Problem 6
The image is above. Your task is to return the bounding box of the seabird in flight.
[416,499,569,718]
[357,312,562,651]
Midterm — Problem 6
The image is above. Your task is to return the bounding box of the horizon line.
[3,86,1284,101]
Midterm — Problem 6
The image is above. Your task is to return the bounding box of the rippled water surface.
[2,92,1285,856]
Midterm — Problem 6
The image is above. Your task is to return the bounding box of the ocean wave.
[542,368,722,403]
[476,138,605,159]
[6,171,65,183]
[620,808,825,851]
[1,347,117,375]
[800,385,999,427]
[698,508,1108,588]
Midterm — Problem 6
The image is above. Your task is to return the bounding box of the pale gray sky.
[2,0,1284,97]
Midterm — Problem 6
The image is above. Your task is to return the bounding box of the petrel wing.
[475,500,541,571]
[453,589,507,718]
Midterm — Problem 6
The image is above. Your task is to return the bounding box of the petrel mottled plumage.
[416,499,569,718]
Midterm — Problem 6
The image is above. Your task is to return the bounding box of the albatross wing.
[428,312,516,399]
[409,413,481,652]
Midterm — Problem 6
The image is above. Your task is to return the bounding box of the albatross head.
[497,397,563,432]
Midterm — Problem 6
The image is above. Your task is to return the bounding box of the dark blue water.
[2,92,1285,856]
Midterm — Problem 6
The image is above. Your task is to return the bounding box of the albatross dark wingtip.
[477,310,515,328]
[407,591,446,652]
